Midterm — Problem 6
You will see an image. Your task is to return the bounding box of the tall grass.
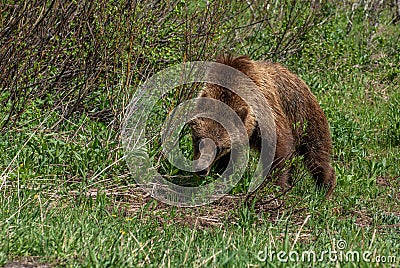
[0,1,399,267]
[0,0,332,130]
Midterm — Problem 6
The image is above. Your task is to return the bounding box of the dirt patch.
[351,209,374,228]
[4,257,51,268]
[376,176,399,188]
[97,184,306,229]
[350,209,400,230]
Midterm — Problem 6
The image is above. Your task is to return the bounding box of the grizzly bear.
[189,54,336,198]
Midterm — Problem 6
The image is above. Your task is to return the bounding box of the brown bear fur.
[190,54,336,198]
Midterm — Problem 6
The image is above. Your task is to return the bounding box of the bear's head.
[189,86,253,177]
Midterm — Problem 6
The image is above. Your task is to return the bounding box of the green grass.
[1,2,399,268]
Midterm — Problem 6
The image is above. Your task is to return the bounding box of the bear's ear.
[237,107,248,122]
[187,118,200,128]
[187,119,196,127]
